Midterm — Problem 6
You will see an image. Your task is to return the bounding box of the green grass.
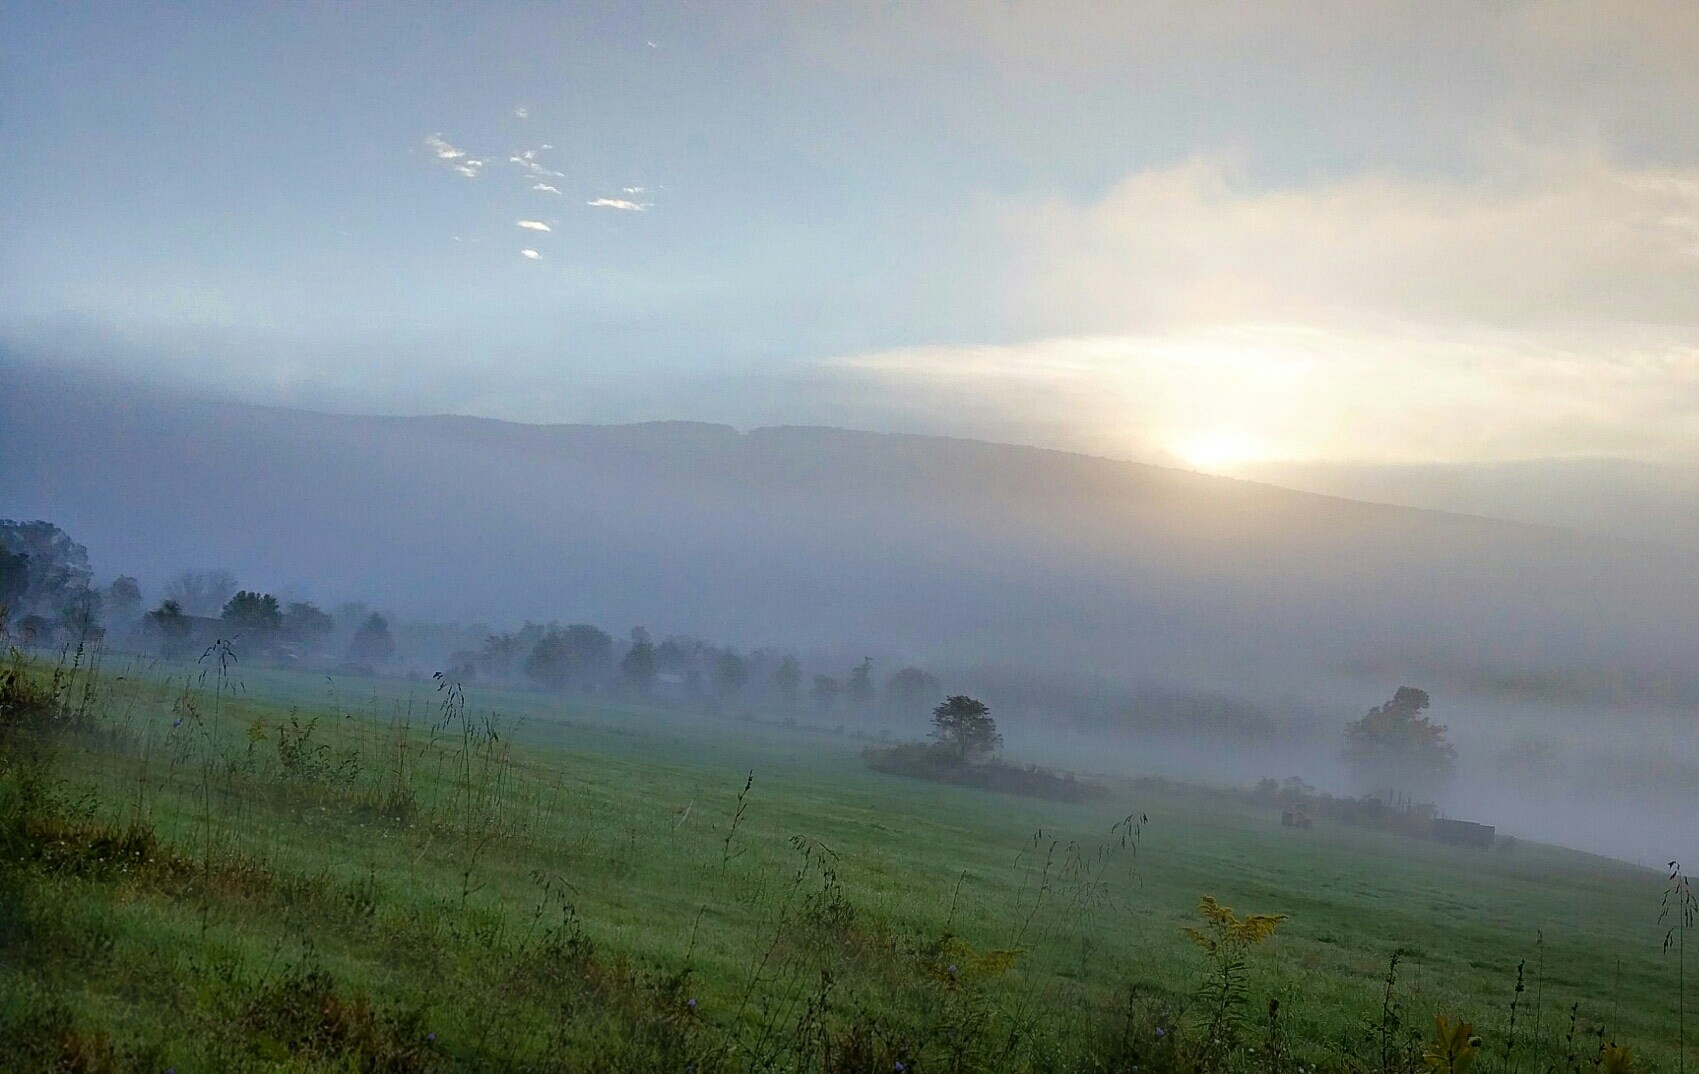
[0,650,1683,1072]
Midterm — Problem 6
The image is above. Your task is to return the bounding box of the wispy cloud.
[531,183,562,195]
[516,220,552,232]
[423,133,483,178]
[513,106,529,119]
[520,249,542,260]
[621,186,647,195]
[508,149,564,179]
[587,198,649,212]
[424,133,465,160]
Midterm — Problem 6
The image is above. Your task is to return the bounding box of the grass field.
[0,647,1682,1072]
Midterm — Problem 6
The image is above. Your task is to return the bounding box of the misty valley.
[8,3,1699,1069]
[3,421,1698,1072]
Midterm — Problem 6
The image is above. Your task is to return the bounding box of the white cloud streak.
[423,133,483,178]
[815,149,1699,466]
[993,152,1699,337]
[820,325,1699,467]
[520,249,542,260]
[508,149,564,179]
[586,198,649,212]
[532,183,562,195]
[516,220,552,232]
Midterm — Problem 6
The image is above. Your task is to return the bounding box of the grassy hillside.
[0,648,1680,1072]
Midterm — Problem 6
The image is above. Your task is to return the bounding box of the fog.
[5,356,1699,866]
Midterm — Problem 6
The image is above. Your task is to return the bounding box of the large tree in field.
[714,650,748,702]
[348,612,396,665]
[620,627,658,692]
[222,591,282,636]
[0,519,93,618]
[845,657,875,715]
[0,548,28,611]
[1343,686,1456,799]
[932,695,1002,760]
[524,623,613,691]
[770,655,801,710]
[281,601,334,650]
[149,599,193,657]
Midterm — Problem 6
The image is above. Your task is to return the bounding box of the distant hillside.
[5,359,1698,703]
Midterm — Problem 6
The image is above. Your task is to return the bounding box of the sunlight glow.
[1169,431,1269,473]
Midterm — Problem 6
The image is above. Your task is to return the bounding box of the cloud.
[520,249,542,260]
[508,149,564,179]
[992,152,1699,337]
[621,186,648,195]
[806,150,1699,467]
[532,183,562,195]
[514,106,529,119]
[423,133,465,160]
[516,220,552,232]
[586,198,649,212]
[818,325,1699,467]
[422,133,483,178]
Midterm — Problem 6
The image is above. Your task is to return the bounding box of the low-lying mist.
[5,357,1699,869]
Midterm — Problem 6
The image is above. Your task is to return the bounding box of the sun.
[1169,431,1269,473]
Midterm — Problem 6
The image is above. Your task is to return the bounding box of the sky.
[4,2,1699,470]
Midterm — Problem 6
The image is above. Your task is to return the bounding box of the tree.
[770,655,801,709]
[60,588,102,641]
[846,657,875,715]
[0,548,28,610]
[811,674,841,714]
[149,599,192,657]
[884,666,940,716]
[222,591,282,635]
[165,569,238,617]
[281,601,334,649]
[479,632,523,678]
[621,627,657,692]
[0,519,93,618]
[348,612,396,665]
[714,650,748,702]
[932,695,1002,760]
[523,624,613,691]
[107,576,143,621]
[1342,686,1456,799]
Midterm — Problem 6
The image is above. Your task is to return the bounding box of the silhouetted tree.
[0,519,93,619]
[770,655,801,709]
[846,657,875,715]
[149,599,192,657]
[932,695,1001,760]
[165,569,238,617]
[621,627,657,692]
[222,591,282,635]
[348,612,396,665]
[106,576,143,621]
[1342,686,1455,799]
[479,632,522,678]
[0,548,28,610]
[714,650,748,702]
[524,624,612,691]
[885,666,941,716]
[60,588,102,642]
[281,601,333,649]
[811,674,841,714]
